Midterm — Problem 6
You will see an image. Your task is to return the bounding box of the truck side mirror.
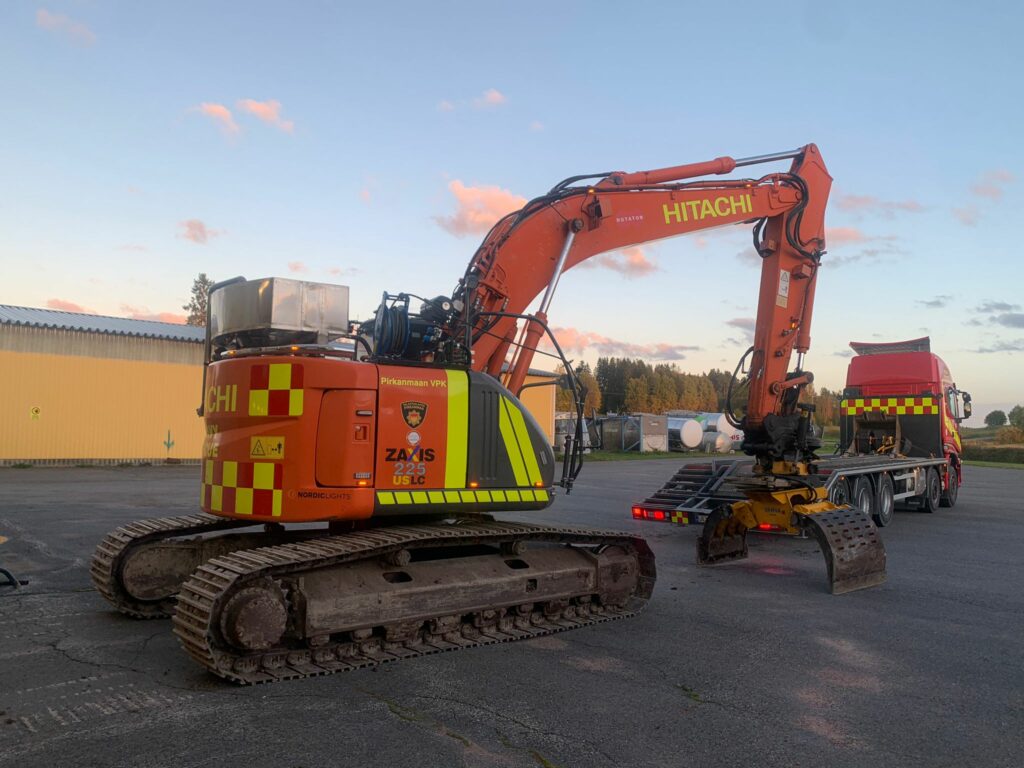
[963,400,972,419]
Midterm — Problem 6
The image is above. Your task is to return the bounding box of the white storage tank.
[702,432,732,454]
[667,417,703,451]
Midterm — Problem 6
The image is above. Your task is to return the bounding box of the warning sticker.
[250,436,285,460]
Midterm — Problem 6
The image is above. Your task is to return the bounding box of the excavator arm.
[454,145,830,460]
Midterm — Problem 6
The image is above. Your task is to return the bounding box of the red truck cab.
[840,337,971,502]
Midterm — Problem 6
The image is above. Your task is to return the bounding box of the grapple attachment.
[800,507,886,594]
[696,499,887,595]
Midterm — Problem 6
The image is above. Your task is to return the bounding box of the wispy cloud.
[976,339,1024,353]
[578,246,657,278]
[434,180,526,237]
[178,219,221,244]
[917,295,953,309]
[976,301,1020,313]
[529,120,544,132]
[287,261,307,274]
[237,99,294,133]
[994,313,1024,328]
[36,9,95,46]
[329,267,360,278]
[836,194,924,217]
[548,327,699,361]
[971,169,1014,200]
[474,88,507,108]
[46,298,96,314]
[833,349,855,358]
[191,103,239,136]
[952,205,979,226]
[726,317,756,336]
[437,99,455,112]
[120,305,186,324]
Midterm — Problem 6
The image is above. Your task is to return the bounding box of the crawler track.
[172,521,656,684]
[91,514,252,618]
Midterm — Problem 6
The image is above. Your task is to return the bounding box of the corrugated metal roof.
[0,305,206,342]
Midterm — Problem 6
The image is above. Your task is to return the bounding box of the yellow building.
[0,306,557,464]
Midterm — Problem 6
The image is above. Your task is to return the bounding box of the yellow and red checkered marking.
[841,397,938,416]
[202,459,283,517]
[249,363,304,417]
[670,510,688,524]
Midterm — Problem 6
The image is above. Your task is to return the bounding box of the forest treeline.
[555,357,843,427]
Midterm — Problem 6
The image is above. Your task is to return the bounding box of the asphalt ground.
[0,462,1022,768]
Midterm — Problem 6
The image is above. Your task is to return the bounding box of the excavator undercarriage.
[93,516,654,683]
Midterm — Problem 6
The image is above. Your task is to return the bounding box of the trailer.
[632,338,972,528]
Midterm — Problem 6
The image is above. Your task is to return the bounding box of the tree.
[555,363,602,415]
[1008,404,1024,429]
[183,273,215,326]
[984,410,1008,428]
[624,377,650,413]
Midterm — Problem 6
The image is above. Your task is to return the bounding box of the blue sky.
[1,1,1022,422]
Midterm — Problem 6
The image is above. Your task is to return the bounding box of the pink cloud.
[36,9,95,46]
[474,88,507,107]
[359,187,372,203]
[46,298,96,314]
[192,103,239,135]
[529,120,544,132]
[971,169,1014,200]
[287,261,308,273]
[329,267,359,278]
[437,100,455,112]
[836,194,924,216]
[120,305,187,324]
[825,226,870,247]
[578,246,657,278]
[435,180,526,237]
[237,99,294,133]
[546,326,699,361]
[178,219,221,244]
[953,206,979,226]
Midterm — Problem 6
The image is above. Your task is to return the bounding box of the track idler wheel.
[696,505,749,565]
[219,579,288,651]
[799,506,887,595]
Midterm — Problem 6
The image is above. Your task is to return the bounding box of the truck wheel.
[829,478,850,506]
[923,467,942,513]
[873,474,895,527]
[940,468,959,508]
[851,477,874,519]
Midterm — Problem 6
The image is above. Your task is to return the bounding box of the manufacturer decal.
[401,401,427,428]
[385,447,436,462]
[406,431,421,446]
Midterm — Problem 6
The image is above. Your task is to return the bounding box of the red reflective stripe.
[253,489,273,516]
[238,462,254,488]
[290,364,304,388]
[274,463,283,489]
[268,390,290,415]
[222,487,236,513]
[250,365,269,389]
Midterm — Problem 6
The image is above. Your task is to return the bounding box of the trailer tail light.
[757,523,782,531]
[631,506,644,519]
[653,510,666,521]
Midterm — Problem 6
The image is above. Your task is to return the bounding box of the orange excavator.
[92,143,885,683]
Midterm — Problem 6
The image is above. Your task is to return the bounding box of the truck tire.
[922,467,942,513]
[940,467,959,508]
[873,473,895,527]
[829,478,850,506]
[851,476,874,520]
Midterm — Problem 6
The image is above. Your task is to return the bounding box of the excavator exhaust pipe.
[696,504,886,595]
